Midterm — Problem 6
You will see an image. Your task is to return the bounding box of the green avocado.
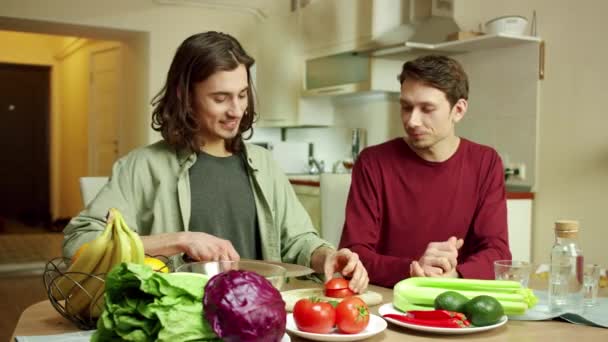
[464,295,504,327]
[434,291,469,313]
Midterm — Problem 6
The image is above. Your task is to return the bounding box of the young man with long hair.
[64,32,368,292]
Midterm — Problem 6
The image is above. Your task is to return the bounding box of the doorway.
[0,63,50,225]
[0,26,149,220]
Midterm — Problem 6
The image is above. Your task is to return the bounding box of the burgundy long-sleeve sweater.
[339,138,511,288]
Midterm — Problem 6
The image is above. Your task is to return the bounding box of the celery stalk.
[392,296,434,312]
[393,277,538,316]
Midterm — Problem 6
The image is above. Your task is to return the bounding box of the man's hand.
[312,247,369,293]
[410,236,463,278]
[410,260,460,278]
[140,231,240,261]
[179,231,240,261]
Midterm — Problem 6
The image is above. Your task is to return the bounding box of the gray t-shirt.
[188,151,261,259]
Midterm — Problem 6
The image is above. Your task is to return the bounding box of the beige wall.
[0,0,259,143]
[56,40,128,217]
[56,40,90,217]
[120,36,149,154]
[455,0,608,265]
[58,39,149,217]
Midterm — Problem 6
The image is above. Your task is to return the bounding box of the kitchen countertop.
[288,174,535,199]
[288,174,321,187]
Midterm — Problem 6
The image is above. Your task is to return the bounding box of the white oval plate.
[378,303,508,335]
[286,313,387,341]
[281,333,291,342]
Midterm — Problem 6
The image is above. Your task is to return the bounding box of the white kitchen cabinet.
[299,0,373,57]
[507,198,533,262]
[255,12,299,126]
[320,173,352,247]
[302,52,402,96]
[255,11,335,127]
[292,183,321,235]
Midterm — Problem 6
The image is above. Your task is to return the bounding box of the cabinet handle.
[314,87,345,94]
[538,40,545,80]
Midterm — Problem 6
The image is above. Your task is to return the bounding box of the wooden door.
[89,47,121,176]
[0,63,50,224]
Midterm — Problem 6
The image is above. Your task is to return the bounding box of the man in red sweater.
[339,55,511,288]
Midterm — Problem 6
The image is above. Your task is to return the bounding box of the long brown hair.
[399,55,468,108]
[151,31,256,153]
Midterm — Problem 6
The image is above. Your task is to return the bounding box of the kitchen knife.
[181,255,315,278]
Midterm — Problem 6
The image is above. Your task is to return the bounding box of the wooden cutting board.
[281,288,384,312]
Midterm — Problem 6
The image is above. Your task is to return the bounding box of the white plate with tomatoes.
[281,277,384,312]
[378,303,508,335]
[287,296,387,341]
[286,313,387,341]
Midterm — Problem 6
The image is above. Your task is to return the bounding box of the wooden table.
[12,279,608,341]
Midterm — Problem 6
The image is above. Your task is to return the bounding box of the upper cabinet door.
[255,12,301,126]
[300,0,373,57]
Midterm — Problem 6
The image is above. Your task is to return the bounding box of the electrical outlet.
[504,162,526,181]
[512,163,526,181]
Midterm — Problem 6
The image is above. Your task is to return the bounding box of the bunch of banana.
[51,208,145,319]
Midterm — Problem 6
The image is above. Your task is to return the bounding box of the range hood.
[368,0,461,51]
[301,0,463,97]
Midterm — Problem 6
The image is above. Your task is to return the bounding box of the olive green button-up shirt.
[63,140,332,268]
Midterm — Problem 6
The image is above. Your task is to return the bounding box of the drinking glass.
[494,260,532,288]
[583,263,601,307]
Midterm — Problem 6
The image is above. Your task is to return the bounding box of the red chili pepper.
[406,310,467,321]
[383,314,468,328]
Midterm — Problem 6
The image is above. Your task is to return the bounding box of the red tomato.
[293,298,336,334]
[325,278,355,298]
[335,297,370,334]
[325,278,349,290]
[325,288,355,298]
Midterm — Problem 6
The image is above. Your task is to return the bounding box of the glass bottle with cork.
[548,220,584,313]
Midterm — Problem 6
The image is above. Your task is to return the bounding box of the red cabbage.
[203,270,286,342]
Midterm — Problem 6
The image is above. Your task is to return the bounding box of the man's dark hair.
[398,55,469,108]
[151,31,256,153]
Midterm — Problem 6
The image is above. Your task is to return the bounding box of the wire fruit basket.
[43,255,176,330]
[42,257,105,330]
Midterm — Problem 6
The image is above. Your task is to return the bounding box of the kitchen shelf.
[371,34,542,58]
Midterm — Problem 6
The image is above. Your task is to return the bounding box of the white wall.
[455,43,539,190]
[250,126,354,173]
[452,0,608,269]
[250,93,402,172]
[332,93,403,146]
